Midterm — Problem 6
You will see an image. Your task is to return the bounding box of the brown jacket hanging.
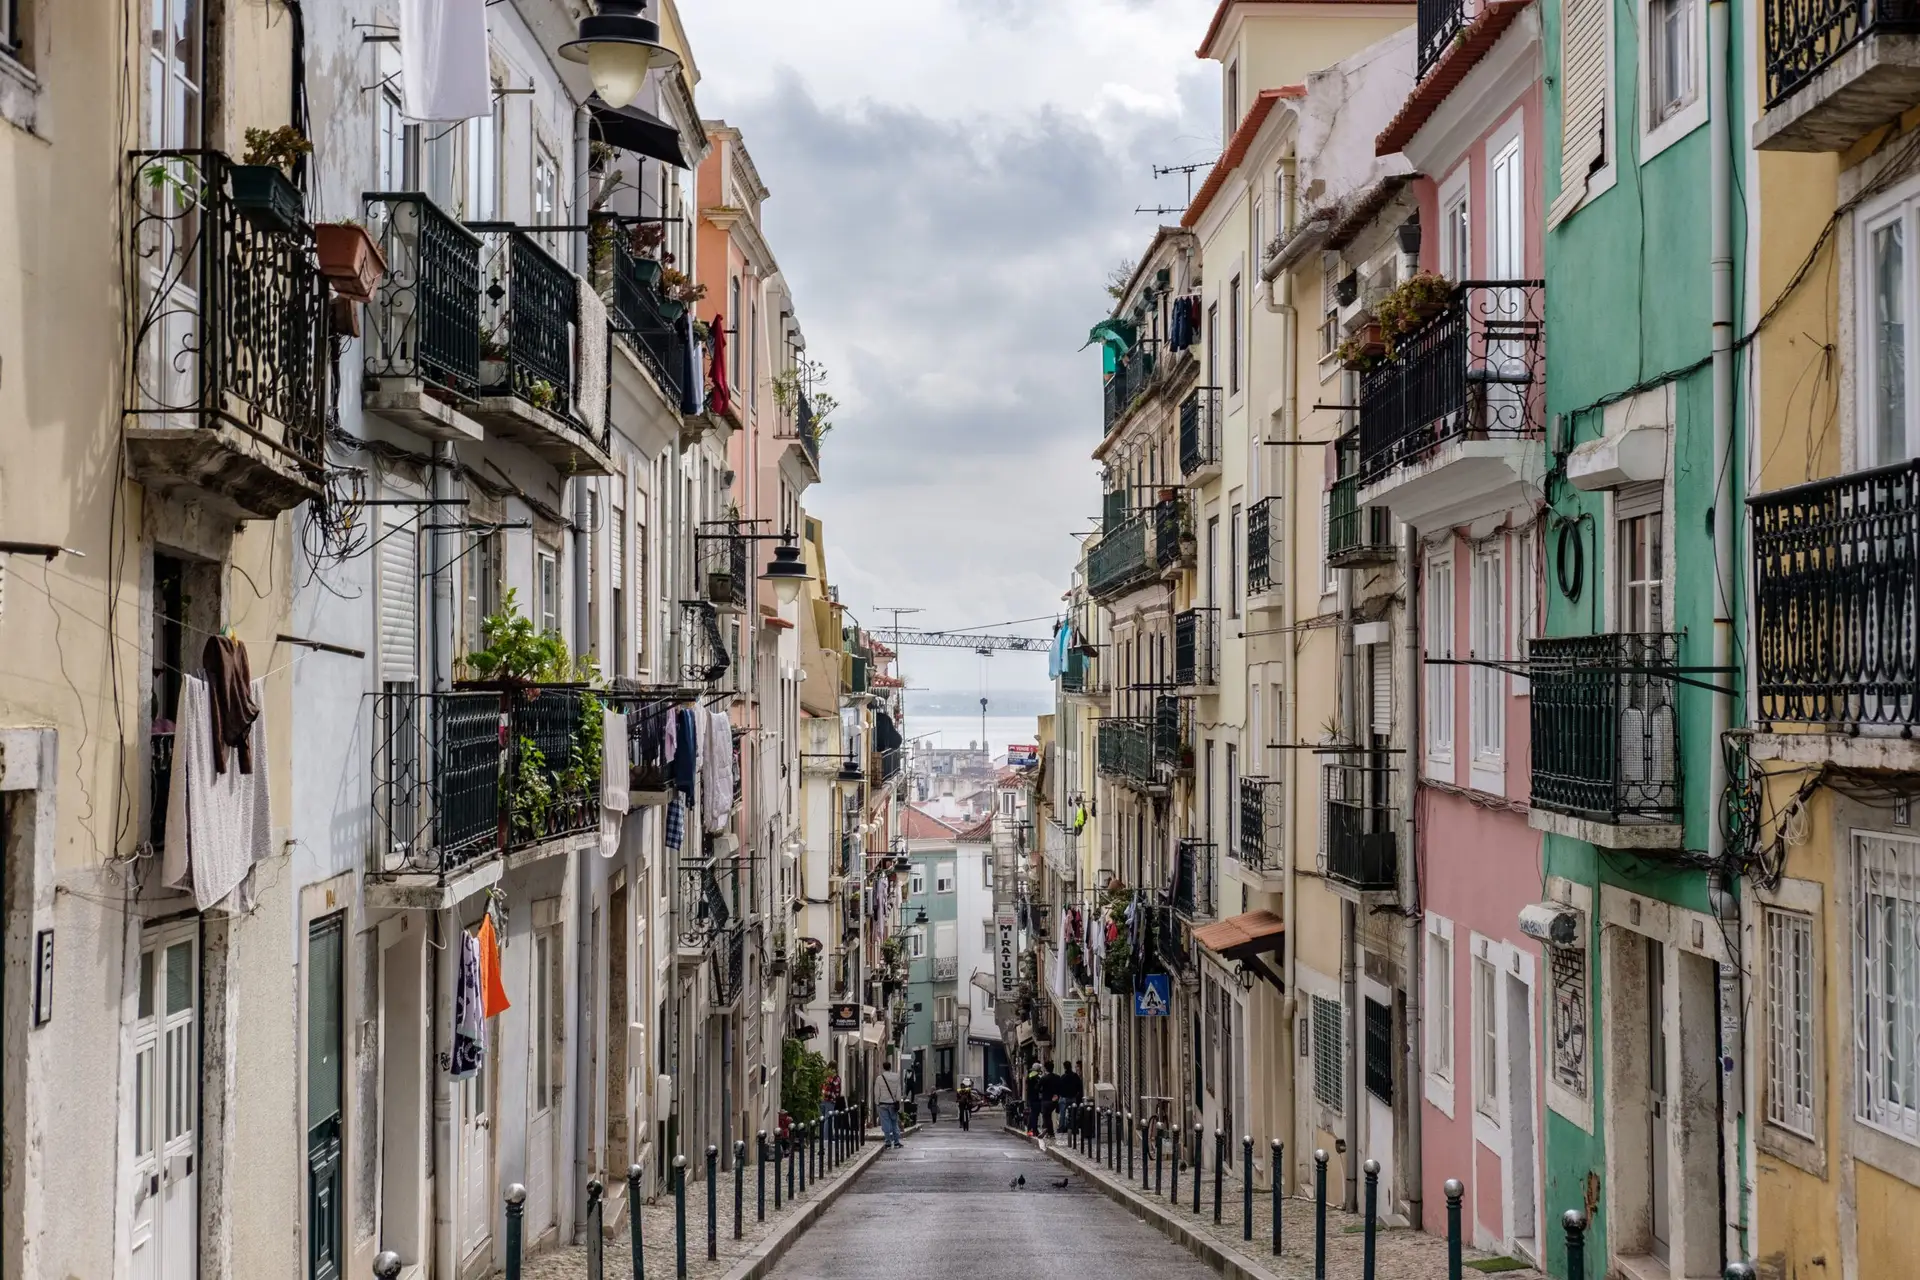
[202,634,259,775]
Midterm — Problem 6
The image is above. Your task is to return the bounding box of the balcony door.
[136,0,206,425]
[307,916,346,1280]
[1484,131,1528,430]
[525,913,563,1243]
[128,927,199,1280]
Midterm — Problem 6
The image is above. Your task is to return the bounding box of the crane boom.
[883,628,1051,653]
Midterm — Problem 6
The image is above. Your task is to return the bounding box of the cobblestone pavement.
[504,1130,877,1280]
[1043,1125,1546,1280]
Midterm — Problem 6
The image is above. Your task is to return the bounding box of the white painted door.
[129,929,199,1280]
[1504,971,1538,1254]
[525,924,561,1238]
[458,1048,494,1265]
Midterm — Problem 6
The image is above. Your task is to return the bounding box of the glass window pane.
[165,941,193,1015]
[1876,221,1909,465]
[139,949,156,1020]
[135,1046,156,1156]
[308,918,344,1125]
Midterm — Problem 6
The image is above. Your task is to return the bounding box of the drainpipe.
[1340,489,1360,1213]
[1706,0,1743,1262]
[1401,522,1423,1231]
[572,107,594,656]
[432,443,455,692]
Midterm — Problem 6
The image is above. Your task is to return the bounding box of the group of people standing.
[1022,1059,1083,1138]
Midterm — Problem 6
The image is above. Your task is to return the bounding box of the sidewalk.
[1031,1126,1545,1280]
[508,1128,892,1280]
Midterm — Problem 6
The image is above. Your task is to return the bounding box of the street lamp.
[559,1,680,109]
[759,541,811,607]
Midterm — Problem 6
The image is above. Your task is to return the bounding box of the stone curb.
[713,1125,918,1280]
[1003,1124,1286,1280]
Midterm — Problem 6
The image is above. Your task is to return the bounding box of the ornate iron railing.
[506,689,603,849]
[364,192,482,398]
[711,927,747,1007]
[1097,717,1157,787]
[797,391,822,469]
[1152,904,1189,973]
[1529,633,1682,824]
[1322,763,1397,892]
[1238,776,1284,871]
[1356,281,1545,486]
[1419,0,1472,78]
[126,150,329,464]
[1248,496,1279,595]
[1088,513,1154,599]
[1103,343,1157,431]
[1764,0,1920,106]
[681,600,733,688]
[606,220,686,406]
[1329,431,1397,566]
[1173,838,1216,920]
[1154,494,1192,571]
[471,223,596,438]
[371,690,505,878]
[1180,386,1222,477]
[1752,460,1920,727]
[697,519,753,609]
[1175,607,1219,688]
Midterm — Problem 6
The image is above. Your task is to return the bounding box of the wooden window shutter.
[378,514,419,683]
[1550,0,1608,226]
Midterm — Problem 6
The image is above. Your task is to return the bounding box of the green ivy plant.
[460,588,573,684]
[509,737,555,841]
[781,1038,830,1125]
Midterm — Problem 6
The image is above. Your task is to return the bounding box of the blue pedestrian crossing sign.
[1135,974,1171,1017]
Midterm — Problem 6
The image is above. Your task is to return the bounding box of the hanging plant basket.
[314,222,389,301]
[229,165,304,233]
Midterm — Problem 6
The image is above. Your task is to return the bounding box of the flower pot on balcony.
[633,257,663,288]
[707,570,735,603]
[658,297,686,322]
[314,222,389,301]
[229,165,304,233]
[479,357,508,391]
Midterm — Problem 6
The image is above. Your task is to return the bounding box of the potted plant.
[526,379,558,412]
[629,222,666,287]
[231,126,309,232]
[314,219,388,302]
[659,266,708,321]
[479,339,509,390]
[1373,272,1454,353]
[1333,330,1386,372]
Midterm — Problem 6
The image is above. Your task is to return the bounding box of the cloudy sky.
[677,0,1223,697]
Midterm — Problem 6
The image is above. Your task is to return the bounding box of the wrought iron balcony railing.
[1356,281,1545,487]
[471,223,609,449]
[697,520,753,610]
[1529,634,1681,824]
[1180,386,1222,478]
[1418,0,1472,78]
[1095,696,1193,791]
[1175,607,1219,689]
[1173,838,1216,920]
[126,149,330,468]
[1060,647,1103,696]
[364,191,482,398]
[1151,904,1189,973]
[1322,763,1397,893]
[1763,0,1920,107]
[371,690,505,878]
[797,391,822,470]
[1103,343,1157,432]
[506,689,602,849]
[1154,494,1193,572]
[711,927,747,1008]
[1248,496,1279,596]
[1328,431,1397,566]
[1238,776,1284,872]
[1752,460,1920,728]
[681,600,733,688]
[1088,513,1154,599]
[605,219,686,406]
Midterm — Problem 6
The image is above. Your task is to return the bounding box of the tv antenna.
[1135,159,1216,216]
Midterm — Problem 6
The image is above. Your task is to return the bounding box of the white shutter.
[611,500,625,593]
[1550,0,1608,226]
[379,517,419,682]
[1371,644,1393,739]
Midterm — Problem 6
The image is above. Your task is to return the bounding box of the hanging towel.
[477,914,511,1018]
[672,706,699,800]
[399,0,492,123]
[163,675,272,913]
[201,634,258,775]
[449,932,485,1078]
[704,708,734,833]
[708,313,731,415]
[602,709,631,814]
[665,793,685,852]
[575,281,609,434]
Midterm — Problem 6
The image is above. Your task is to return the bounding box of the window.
[1206,303,1220,388]
[1277,163,1296,240]
[1207,515,1221,607]
[1228,276,1243,395]
[1470,543,1505,768]
[1426,553,1455,762]
[1428,931,1453,1081]
[909,867,926,896]
[1513,527,1537,693]
[537,551,560,634]
[377,74,407,191]
[1224,59,1239,139]
[463,100,500,220]
[1441,185,1470,279]
[934,922,957,958]
[984,922,996,951]
[935,862,955,893]
[984,991,997,1012]
[464,530,502,655]
[1550,0,1610,225]
[1365,998,1394,1104]
[1859,190,1920,467]
[1311,995,1344,1112]
[1229,504,1242,618]
[1617,487,1665,632]
[1474,957,1499,1115]
[1647,0,1699,127]
[1321,491,1336,594]
[983,860,993,889]
[908,928,927,960]
[1764,906,1817,1138]
[935,994,957,1022]
[1,0,24,69]
[533,146,560,252]
[1225,743,1239,853]
[147,0,203,150]
[731,278,743,387]
[1853,831,1920,1143]
[1489,136,1523,280]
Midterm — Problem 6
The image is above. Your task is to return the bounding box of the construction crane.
[882,628,1052,654]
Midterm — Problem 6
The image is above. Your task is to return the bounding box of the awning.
[589,98,690,168]
[1193,910,1286,990]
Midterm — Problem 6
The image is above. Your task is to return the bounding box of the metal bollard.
[1270,1139,1283,1256]
[733,1139,745,1239]
[1111,1111,1120,1171]
[1312,1149,1328,1280]
[1192,1125,1202,1215]
[815,1119,823,1179]
[787,1131,796,1201]
[1213,1129,1224,1224]
[629,1164,647,1280]
[757,1132,767,1223]
[504,1183,527,1280]
[1126,1112,1135,1180]
[773,1132,783,1210]
[1156,1124,1166,1195]
[1563,1209,1588,1280]
[797,1128,807,1195]
[1242,1136,1253,1241]
[1143,1125,1152,1190]
[705,1146,718,1261]
[1362,1159,1379,1280]
[1444,1178,1463,1280]
[587,1179,605,1280]
[1168,1124,1179,1204]
[374,1251,402,1279]
[673,1156,687,1280]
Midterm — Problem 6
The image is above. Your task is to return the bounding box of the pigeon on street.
[1051,1177,1069,1188]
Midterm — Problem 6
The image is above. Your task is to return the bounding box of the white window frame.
[983,859,993,889]
[1426,914,1457,1117]
[1513,525,1537,695]
[1469,541,1506,793]
[1438,166,1471,280]
[909,867,926,897]
[1486,117,1525,280]
[1857,180,1920,469]
[1640,0,1707,162]
[1425,549,1456,771]
[1473,955,1500,1118]
[537,550,560,635]
[1852,830,1920,1146]
[908,927,927,960]
[935,862,955,894]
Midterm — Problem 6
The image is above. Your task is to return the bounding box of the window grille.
[1853,832,1920,1143]
[1365,998,1394,1104]
[1312,995,1344,1112]
[1764,905,1816,1137]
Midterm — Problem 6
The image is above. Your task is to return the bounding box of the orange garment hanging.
[477,914,511,1018]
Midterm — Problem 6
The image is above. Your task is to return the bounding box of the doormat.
[1464,1258,1530,1273]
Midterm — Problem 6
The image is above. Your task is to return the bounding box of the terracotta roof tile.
[1374,0,1531,156]
[900,807,961,840]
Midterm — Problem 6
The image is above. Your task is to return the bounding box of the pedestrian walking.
[875,1056,905,1149]
[1057,1059,1084,1132]
[1024,1064,1042,1136]
[928,1089,940,1124]
[1036,1060,1059,1139]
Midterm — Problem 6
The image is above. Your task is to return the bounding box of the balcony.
[1096,696,1192,793]
[932,1019,958,1046]
[369,688,603,906]
[1356,281,1546,529]
[605,219,687,409]
[1328,431,1397,567]
[1061,648,1104,699]
[678,859,742,957]
[1238,777,1285,873]
[1418,0,1472,78]
[1043,819,1078,882]
[1322,763,1398,897]
[1088,512,1155,600]
[932,956,959,982]
[1173,838,1216,920]
[1151,904,1190,973]
[697,520,753,612]
[467,223,612,473]
[1180,386,1223,482]
[681,600,734,689]
[1154,494,1195,576]
[794,391,823,477]
[1758,0,1920,150]
[124,150,327,519]
[1528,634,1684,849]
[1175,607,1219,690]
[1247,496,1282,604]
[1103,343,1157,433]
[711,927,747,1009]
[362,192,484,440]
